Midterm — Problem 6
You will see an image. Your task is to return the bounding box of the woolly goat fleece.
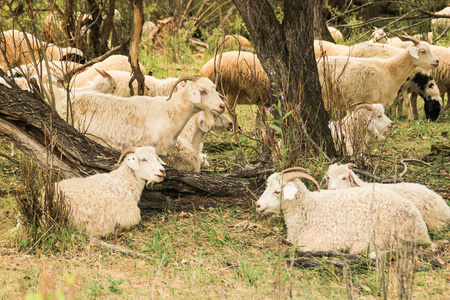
[201,51,270,110]
[54,146,165,237]
[324,164,450,231]
[257,173,431,254]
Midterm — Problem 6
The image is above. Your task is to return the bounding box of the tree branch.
[63,40,130,82]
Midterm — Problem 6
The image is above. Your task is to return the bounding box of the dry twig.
[90,237,147,258]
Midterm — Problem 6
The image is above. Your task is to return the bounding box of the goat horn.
[348,101,369,109]
[95,68,105,76]
[103,70,113,81]
[344,163,357,168]
[281,171,321,191]
[118,146,139,164]
[95,68,110,78]
[348,102,373,111]
[166,75,202,101]
[397,35,420,46]
[281,167,309,174]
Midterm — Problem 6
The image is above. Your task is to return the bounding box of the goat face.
[323,164,359,190]
[189,77,226,115]
[371,104,394,134]
[211,114,233,134]
[424,98,441,121]
[256,173,298,214]
[123,146,166,184]
[370,27,387,43]
[409,42,439,70]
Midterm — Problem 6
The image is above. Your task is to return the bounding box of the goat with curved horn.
[256,167,431,254]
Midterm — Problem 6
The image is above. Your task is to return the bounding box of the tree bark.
[0,83,118,178]
[128,0,145,96]
[87,0,102,57]
[232,0,337,164]
[99,0,117,53]
[313,0,335,42]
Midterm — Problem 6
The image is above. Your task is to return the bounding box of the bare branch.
[63,40,130,82]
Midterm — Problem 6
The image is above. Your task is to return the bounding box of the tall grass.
[12,157,78,253]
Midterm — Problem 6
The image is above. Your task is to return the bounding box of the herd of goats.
[0,8,449,256]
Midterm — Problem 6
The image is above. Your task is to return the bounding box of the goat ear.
[198,116,210,132]
[367,118,380,135]
[197,112,209,133]
[125,153,140,170]
[188,84,201,103]
[282,182,298,200]
[408,47,419,59]
[321,175,328,187]
[349,173,360,187]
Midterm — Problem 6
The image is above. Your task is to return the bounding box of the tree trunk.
[87,0,102,57]
[128,0,145,96]
[232,0,337,164]
[62,0,75,45]
[313,0,335,42]
[0,84,266,207]
[99,0,117,54]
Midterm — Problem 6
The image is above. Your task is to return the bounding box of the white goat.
[323,163,450,232]
[316,36,439,110]
[368,26,388,43]
[0,30,84,71]
[382,42,450,114]
[218,34,253,51]
[165,112,233,171]
[431,6,450,33]
[256,168,431,254]
[71,55,146,88]
[329,103,393,156]
[89,70,181,97]
[57,76,226,156]
[8,60,81,80]
[39,68,117,105]
[53,146,165,237]
[328,41,443,120]
[328,26,343,43]
[201,51,270,116]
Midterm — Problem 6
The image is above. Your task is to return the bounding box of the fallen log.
[0,83,268,207]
